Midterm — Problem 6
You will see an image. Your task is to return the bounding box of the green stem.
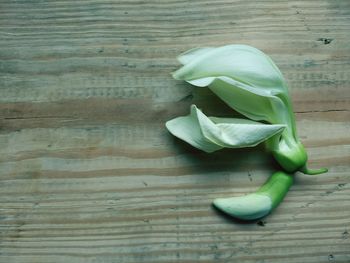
[300,165,328,175]
[257,171,294,209]
[213,171,294,220]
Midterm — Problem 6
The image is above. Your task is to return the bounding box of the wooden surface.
[1,0,350,262]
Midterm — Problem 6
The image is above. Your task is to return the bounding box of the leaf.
[165,105,285,153]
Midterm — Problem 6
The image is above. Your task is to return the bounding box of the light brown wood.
[0,0,349,262]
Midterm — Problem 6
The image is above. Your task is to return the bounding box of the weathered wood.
[0,0,349,262]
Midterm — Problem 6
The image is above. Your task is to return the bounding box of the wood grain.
[0,0,350,262]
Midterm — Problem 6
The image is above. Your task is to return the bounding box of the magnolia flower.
[170,44,327,175]
[166,45,327,220]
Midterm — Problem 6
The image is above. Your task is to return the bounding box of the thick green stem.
[300,165,328,175]
[257,171,293,209]
[213,171,293,220]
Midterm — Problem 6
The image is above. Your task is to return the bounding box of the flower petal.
[166,105,285,152]
[209,116,286,148]
[208,77,280,123]
[172,45,294,132]
[165,106,223,153]
[173,44,286,96]
[177,47,214,65]
[213,193,272,220]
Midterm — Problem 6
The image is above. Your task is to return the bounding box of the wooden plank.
[0,0,349,262]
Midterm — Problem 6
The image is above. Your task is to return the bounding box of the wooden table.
[1,1,349,262]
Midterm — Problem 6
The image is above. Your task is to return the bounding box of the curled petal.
[166,105,285,153]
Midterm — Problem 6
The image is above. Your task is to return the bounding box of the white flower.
[169,44,327,175]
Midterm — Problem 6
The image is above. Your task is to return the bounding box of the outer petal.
[177,47,214,65]
[165,105,285,153]
[173,44,287,96]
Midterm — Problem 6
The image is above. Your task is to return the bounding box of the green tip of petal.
[213,171,293,221]
[300,165,328,175]
[171,71,180,80]
[213,194,272,220]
